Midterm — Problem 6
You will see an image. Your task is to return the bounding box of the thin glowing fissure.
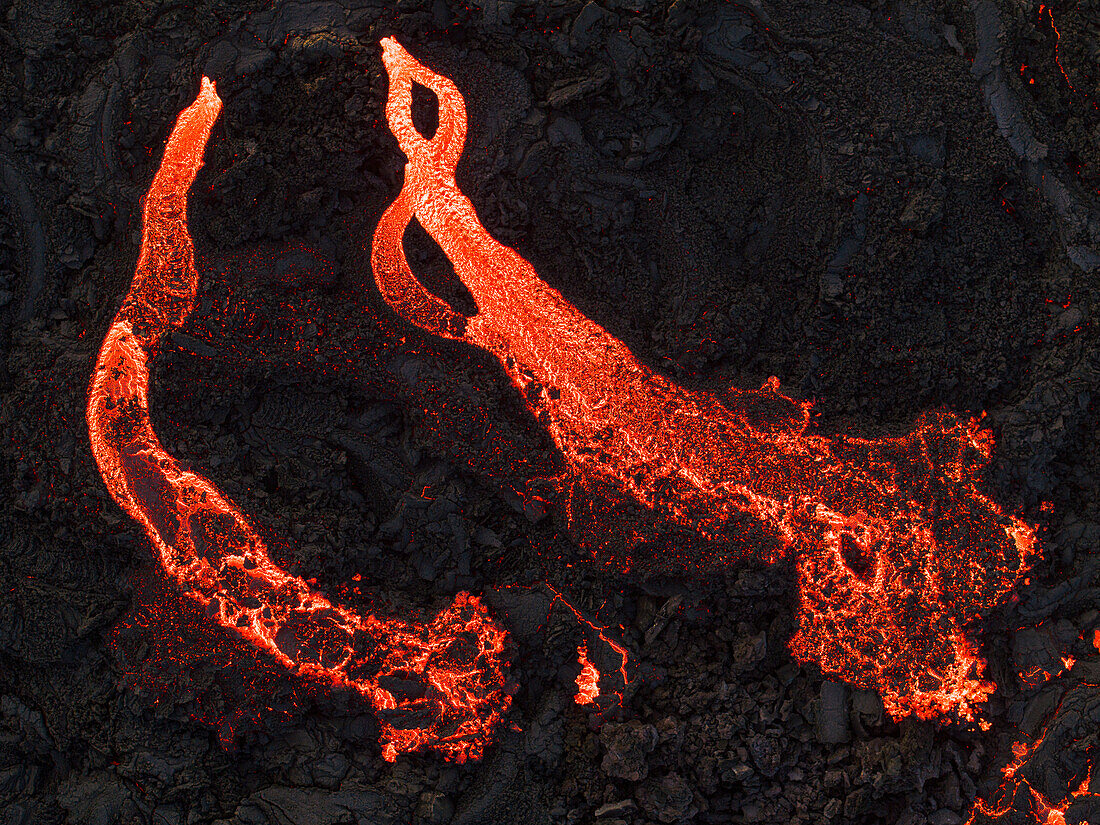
[542,584,629,709]
[373,38,1039,722]
[966,682,1100,824]
[86,78,510,762]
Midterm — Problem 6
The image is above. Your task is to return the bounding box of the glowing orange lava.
[543,584,629,708]
[86,77,510,762]
[372,37,1039,722]
[575,644,600,706]
[967,686,1099,824]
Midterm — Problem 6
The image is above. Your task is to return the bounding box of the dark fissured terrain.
[2,1,1099,823]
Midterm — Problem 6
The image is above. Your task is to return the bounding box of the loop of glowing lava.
[86,78,510,762]
[372,37,1039,723]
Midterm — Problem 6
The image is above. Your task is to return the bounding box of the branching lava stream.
[86,77,510,762]
[84,36,1047,769]
[372,37,1039,723]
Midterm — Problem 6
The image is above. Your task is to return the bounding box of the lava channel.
[86,77,510,762]
[371,37,1040,723]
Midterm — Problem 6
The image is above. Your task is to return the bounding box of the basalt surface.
[1,1,1098,824]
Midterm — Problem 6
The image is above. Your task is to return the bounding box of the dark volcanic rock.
[1,0,1097,823]
[600,720,659,782]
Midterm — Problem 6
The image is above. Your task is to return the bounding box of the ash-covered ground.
[2,0,1099,823]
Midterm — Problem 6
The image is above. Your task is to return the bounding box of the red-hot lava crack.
[967,679,1100,824]
[86,78,510,762]
[371,37,1039,723]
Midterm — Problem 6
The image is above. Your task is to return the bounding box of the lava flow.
[575,644,600,706]
[967,681,1100,825]
[86,77,510,762]
[371,37,1039,722]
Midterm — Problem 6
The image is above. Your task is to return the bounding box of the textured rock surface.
[1,0,1098,823]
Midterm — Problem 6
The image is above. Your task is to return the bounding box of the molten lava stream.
[372,37,1039,722]
[86,78,509,762]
